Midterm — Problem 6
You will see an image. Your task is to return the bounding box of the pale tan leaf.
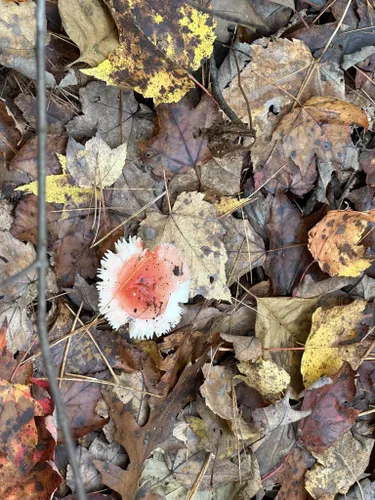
[139,191,231,301]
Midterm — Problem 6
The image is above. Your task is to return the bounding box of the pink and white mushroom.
[97,236,190,338]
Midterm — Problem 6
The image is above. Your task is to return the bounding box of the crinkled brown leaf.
[274,96,368,175]
[308,209,375,277]
[0,99,21,162]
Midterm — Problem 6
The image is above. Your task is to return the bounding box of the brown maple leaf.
[141,94,220,177]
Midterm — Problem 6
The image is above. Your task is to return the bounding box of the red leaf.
[299,362,360,454]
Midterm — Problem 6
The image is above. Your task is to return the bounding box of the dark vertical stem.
[35,1,86,498]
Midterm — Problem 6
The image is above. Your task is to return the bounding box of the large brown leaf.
[274,96,368,175]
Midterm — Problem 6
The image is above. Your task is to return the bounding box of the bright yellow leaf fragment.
[301,300,369,387]
[237,359,291,403]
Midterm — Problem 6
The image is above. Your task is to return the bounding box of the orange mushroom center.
[114,247,185,320]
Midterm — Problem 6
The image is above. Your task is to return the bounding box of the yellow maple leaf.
[15,154,96,217]
[82,0,215,104]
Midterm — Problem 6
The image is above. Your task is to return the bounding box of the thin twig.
[35,0,86,497]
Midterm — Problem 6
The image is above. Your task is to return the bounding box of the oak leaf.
[139,191,231,301]
[308,209,375,277]
[82,0,215,104]
[301,300,369,387]
[273,96,368,175]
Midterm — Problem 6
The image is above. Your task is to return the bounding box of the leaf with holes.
[139,191,230,300]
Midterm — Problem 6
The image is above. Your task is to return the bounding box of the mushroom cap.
[97,236,190,338]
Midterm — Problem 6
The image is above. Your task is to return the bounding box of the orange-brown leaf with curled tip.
[308,209,375,277]
[273,96,368,175]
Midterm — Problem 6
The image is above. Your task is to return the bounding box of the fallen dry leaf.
[15,93,75,135]
[66,81,154,160]
[237,358,291,403]
[221,38,344,170]
[66,135,128,188]
[301,300,369,387]
[82,0,215,104]
[305,428,373,499]
[139,191,231,300]
[264,191,311,295]
[274,96,368,175]
[0,99,21,163]
[308,209,375,277]
[300,363,360,454]
[252,390,311,439]
[221,215,265,285]
[0,230,37,302]
[255,297,318,391]
[276,446,315,500]
[141,94,219,177]
[0,0,55,85]
[94,333,216,499]
[220,334,262,362]
[9,134,67,180]
[58,0,119,66]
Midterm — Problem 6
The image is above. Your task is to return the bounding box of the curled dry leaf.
[308,209,375,277]
[301,300,369,387]
[139,191,231,301]
[0,99,21,162]
[82,0,215,104]
[58,0,119,66]
[274,96,368,175]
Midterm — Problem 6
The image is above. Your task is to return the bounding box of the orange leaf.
[308,209,375,277]
[273,96,368,174]
[0,380,43,470]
